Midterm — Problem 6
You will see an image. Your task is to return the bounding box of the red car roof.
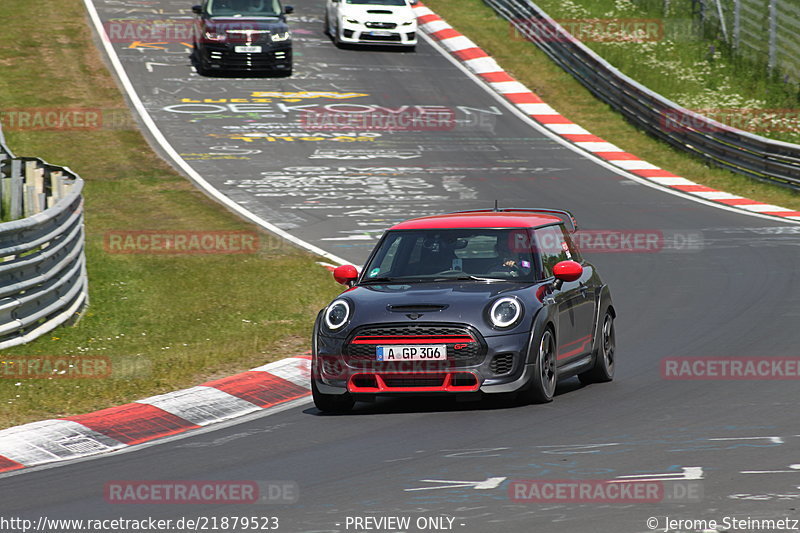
[389,211,564,230]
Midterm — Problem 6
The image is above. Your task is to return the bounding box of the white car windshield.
[345,0,408,5]
[208,0,282,16]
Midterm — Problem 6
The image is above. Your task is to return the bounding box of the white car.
[325,0,418,49]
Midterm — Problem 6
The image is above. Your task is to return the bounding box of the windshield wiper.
[432,275,507,282]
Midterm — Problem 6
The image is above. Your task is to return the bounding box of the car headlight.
[344,17,360,24]
[488,297,523,329]
[204,31,226,42]
[271,31,290,42]
[325,299,351,330]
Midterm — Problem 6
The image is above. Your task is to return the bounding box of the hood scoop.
[388,304,449,313]
[367,9,394,14]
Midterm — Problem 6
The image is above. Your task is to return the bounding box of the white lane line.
[81,0,350,266]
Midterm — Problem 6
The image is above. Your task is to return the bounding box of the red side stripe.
[716,198,761,206]
[763,211,800,217]
[629,169,681,178]
[453,48,489,61]
[416,14,440,25]
[563,134,606,142]
[65,404,199,445]
[0,455,24,473]
[479,71,516,83]
[505,93,544,104]
[205,372,309,408]
[532,114,572,124]
[672,185,719,192]
[595,152,639,160]
[431,28,460,40]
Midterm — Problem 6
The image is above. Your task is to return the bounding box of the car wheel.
[579,309,615,385]
[333,24,342,47]
[520,327,557,404]
[312,379,355,413]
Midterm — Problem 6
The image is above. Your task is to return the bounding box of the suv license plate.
[235,46,261,53]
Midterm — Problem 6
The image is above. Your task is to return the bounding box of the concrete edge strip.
[413,3,800,223]
[0,357,311,473]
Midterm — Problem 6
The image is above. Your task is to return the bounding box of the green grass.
[423,0,800,209]
[0,0,341,428]
[533,0,800,143]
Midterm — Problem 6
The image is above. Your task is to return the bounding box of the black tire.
[579,310,616,385]
[312,379,355,413]
[520,327,557,404]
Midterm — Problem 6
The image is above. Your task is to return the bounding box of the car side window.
[535,225,570,278]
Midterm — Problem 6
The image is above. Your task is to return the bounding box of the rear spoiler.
[449,207,578,232]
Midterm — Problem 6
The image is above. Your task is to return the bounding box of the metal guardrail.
[484,0,800,190]
[695,0,800,84]
[0,125,88,349]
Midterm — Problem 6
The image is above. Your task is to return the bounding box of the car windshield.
[361,229,542,283]
[345,0,408,5]
[207,0,281,16]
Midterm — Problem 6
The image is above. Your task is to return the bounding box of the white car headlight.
[325,299,351,330]
[489,297,522,329]
[271,31,290,42]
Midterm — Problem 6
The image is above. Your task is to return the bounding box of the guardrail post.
[768,0,777,72]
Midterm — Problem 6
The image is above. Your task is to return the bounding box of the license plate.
[376,345,447,361]
[235,45,261,53]
[367,31,392,36]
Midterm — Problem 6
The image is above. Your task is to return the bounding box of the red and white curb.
[413,3,800,223]
[0,356,311,474]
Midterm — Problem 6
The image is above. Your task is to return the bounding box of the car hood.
[206,18,288,32]
[339,4,416,22]
[328,281,546,338]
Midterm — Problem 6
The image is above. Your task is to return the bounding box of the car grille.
[360,33,402,42]
[383,375,443,387]
[345,323,485,367]
[365,22,397,29]
[205,47,290,69]
[490,353,514,375]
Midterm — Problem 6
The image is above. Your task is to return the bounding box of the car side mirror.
[191,4,202,14]
[552,260,583,288]
[333,265,359,287]
[284,5,294,14]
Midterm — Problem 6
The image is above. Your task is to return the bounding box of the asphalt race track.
[2,1,800,531]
